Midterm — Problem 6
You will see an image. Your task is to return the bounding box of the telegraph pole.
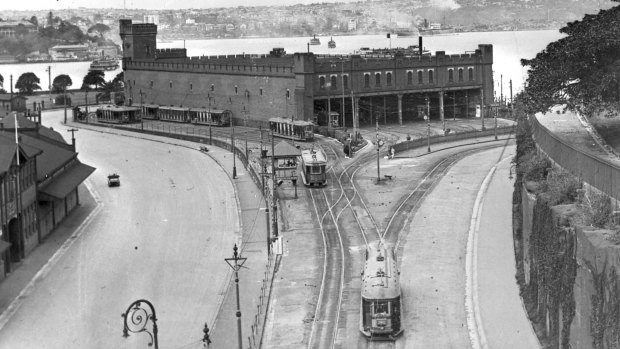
[67,128,78,151]
[231,121,237,179]
[46,66,51,103]
[271,131,278,237]
[9,75,13,113]
[376,117,380,183]
[224,244,247,349]
[426,95,431,153]
[63,85,68,124]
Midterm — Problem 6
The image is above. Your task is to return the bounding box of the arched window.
[468,68,474,81]
[386,72,392,86]
[418,71,423,84]
[428,70,434,83]
[458,68,464,82]
[319,76,326,89]
[343,75,349,90]
[375,73,381,87]
[364,73,370,88]
[331,76,337,90]
[448,69,454,82]
[407,71,413,85]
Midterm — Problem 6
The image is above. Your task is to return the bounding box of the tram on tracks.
[140,104,159,120]
[360,243,403,340]
[269,117,315,142]
[189,108,231,126]
[158,106,190,123]
[300,148,327,187]
[95,105,141,124]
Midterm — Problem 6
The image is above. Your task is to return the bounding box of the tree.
[113,71,124,88]
[97,80,122,102]
[0,73,3,88]
[82,70,105,90]
[15,72,41,95]
[87,23,111,38]
[521,1,620,117]
[28,16,38,27]
[52,74,72,93]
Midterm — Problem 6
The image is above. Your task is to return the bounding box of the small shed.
[265,141,301,181]
[0,95,27,118]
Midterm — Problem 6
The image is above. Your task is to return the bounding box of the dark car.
[108,174,120,187]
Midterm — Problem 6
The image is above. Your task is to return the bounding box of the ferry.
[328,37,336,49]
[89,59,119,71]
[310,34,321,45]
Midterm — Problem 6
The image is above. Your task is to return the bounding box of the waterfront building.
[120,19,494,128]
[49,44,91,61]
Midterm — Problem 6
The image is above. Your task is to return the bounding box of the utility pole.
[224,244,247,349]
[376,117,380,183]
[426,95,431,153]
[63,85,67,124]
[510,79,514,119]
[231,121,237,179]
[271,131,278,238]
[341,59,345,128]
[46,66,51,103]
[67,128,78,151]
[139,89,144,130]
[480,89,485,130]
[9,75,13,113]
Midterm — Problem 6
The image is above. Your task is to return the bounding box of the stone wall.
[518,188,620,349]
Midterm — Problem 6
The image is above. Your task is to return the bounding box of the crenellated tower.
[119,19,157,60]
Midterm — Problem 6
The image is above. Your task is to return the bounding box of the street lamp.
[375,116,382,183]
[225,244,247,349]
[122,299,159,349]
[63,85,67,124]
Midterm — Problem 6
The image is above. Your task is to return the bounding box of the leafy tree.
[15,72,41,95]
[82,70,105,90]
[87,23,111,38]
[0,73,3,88]
[97,80,123,102]
[28,16,38,27]
[521,0,620,117]
[52,74,72,93]
[113,71,124,87]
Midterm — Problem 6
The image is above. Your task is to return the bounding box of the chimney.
[419,36,423,55]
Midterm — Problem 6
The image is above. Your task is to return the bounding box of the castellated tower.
[119,19,157,60]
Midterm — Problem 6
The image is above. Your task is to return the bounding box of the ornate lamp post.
[225,244,247,349]
[122,299,159,349]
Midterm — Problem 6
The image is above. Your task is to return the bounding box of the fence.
[393,124,515,153]
[531,115,620,202]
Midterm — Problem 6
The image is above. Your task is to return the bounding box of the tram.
[300,148,327,187]
[189,108,231,126]
[141,104,160,120]
[360,243,403,340]
[269,117,315,142]
[158,106,190,123]
[95,105,141,124]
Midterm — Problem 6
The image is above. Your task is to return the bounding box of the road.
[0,110,239,348]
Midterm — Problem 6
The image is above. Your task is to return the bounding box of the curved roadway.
[0,110,239,348]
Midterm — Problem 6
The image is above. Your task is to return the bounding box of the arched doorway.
[8,218,20,263]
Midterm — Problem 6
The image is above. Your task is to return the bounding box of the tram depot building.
[120,19,495,128]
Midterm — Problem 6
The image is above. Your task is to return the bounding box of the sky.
[0,0,359,11]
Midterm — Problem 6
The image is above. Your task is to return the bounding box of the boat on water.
[328,37,336,48]
[310,34,321,45]
[89,59,119,71]
[395,30,417,37]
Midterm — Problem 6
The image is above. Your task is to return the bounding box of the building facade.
[120,19,494,128]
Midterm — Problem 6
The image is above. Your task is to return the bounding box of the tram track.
[306,136,514,349]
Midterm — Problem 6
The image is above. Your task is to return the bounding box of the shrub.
[543,168,582,205]
[579,190,613,229]
[519,152,550,182]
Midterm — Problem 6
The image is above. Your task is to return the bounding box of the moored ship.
[328,37,336,48]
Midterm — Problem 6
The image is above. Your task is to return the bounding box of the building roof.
[19,133,76,181]
[266,140,300,158]
[39,162,95,199]
[0,133,43,172]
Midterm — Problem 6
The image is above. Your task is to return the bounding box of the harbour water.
[1,30,563,95]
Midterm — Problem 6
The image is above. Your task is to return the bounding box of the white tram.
[360,243,403,340]
[140,104,160,120]
[300,148,327,187]
[189,108,231,126]
[269,117,315,142]
[96,105,141,124]
[158,106,190,123]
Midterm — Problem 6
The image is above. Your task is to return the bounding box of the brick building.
[120,19,494,128]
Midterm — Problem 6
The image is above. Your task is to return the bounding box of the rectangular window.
[310,165,322,174]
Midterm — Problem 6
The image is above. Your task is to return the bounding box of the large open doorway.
[8,218,20,263]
